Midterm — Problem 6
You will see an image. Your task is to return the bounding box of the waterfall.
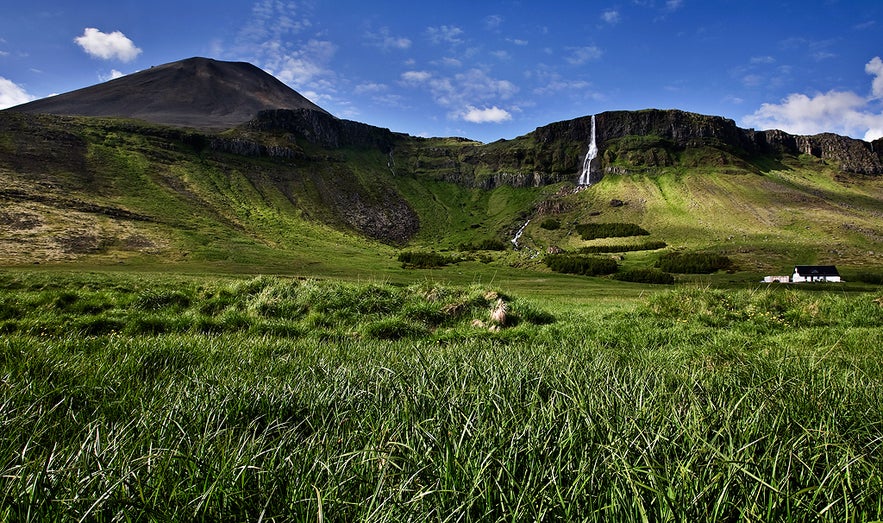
[511,219,530,249]
[577,114,598,186]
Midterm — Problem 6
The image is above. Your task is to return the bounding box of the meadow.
[1,270,882,521]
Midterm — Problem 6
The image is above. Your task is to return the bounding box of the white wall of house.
[792,270,841,283]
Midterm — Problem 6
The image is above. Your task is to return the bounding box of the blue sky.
[1,0,882,142]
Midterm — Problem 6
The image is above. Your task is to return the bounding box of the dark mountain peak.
[5,57,328,131]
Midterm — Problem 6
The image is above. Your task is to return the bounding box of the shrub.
[398,251,459,268]
[656,252,732,274]
[539,218,561,230]
[545,255,619,276]
[613,268,675,284]
[575,222,649,240]
[855,272,883,285]
[458,239,507,251]
[578,241,667,254]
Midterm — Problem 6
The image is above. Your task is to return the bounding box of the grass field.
[1,271,882,521]
[3,112,883,520]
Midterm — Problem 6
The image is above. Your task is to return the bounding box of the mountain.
[6,57,328,130]
[1,57,882,275]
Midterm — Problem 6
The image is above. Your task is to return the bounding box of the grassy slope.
[517,158,883,275]
[2,113,882,283]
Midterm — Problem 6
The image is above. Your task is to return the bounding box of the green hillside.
[1,111,882,281]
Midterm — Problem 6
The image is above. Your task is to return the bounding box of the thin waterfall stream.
[577,114,598,186]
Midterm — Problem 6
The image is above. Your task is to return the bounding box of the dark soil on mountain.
[6,57,328,131]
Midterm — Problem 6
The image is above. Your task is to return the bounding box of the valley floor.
[1,271,882,521]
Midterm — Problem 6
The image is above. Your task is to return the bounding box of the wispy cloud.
[364,27,411,51]
[400,68,518,123]
[484,15,503,31]
[566,46,603,65]
[74,28,141,62]
[750,56,776,65]
[743,56,883,141]
[401,70,432,83]
[235,1,339,105]
[354,82,387,94]
[426,25,464,45]
[601,9,621,25]
[0,76,35,109]
[533,79,591,96]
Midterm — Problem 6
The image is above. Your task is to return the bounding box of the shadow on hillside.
[747,154,790,174]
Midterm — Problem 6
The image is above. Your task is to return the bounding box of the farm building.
[762,275,791,283]
[791,265,841,283]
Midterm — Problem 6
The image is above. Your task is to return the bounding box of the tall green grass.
[1,275,881,521]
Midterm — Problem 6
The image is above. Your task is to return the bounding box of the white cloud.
[866,56,883,98]
[507,38,529,46]
[0,76,34,109]
[260,38,337,88]
[401,67,518,122]
[601,10,620,25]
[566,46,603,65]
[426,25,464,45]
[461,106,511,123]
[99,69,126,82]
[401,70,432,83]
[74,28,141,62]
[234,1,340,107]
[666,0,684,11]
[743,57,883,141]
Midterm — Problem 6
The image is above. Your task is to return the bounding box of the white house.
[791,265,841,283]
[762,275,791,283]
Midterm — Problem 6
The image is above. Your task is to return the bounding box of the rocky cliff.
[244,108,401,151]
[222,108,883,188]
[532,109,883,176]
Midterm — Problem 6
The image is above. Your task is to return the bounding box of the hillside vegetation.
[2,109,882,279]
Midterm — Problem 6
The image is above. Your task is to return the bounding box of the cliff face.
[245,109,401,151]
[532,109,883,176]
[231,107,883,188]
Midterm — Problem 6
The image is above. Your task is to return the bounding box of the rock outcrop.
[245,109,401,151]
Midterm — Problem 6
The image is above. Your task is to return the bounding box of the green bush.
[855,271,883,285]
[397,251,459,268]
[539,218,561,230]
[578,241,667,254]
[458,239,507,251]
[545,255,619,276]
[656,252,732,274]
[613,268,675,284]
[575,222,649,240]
